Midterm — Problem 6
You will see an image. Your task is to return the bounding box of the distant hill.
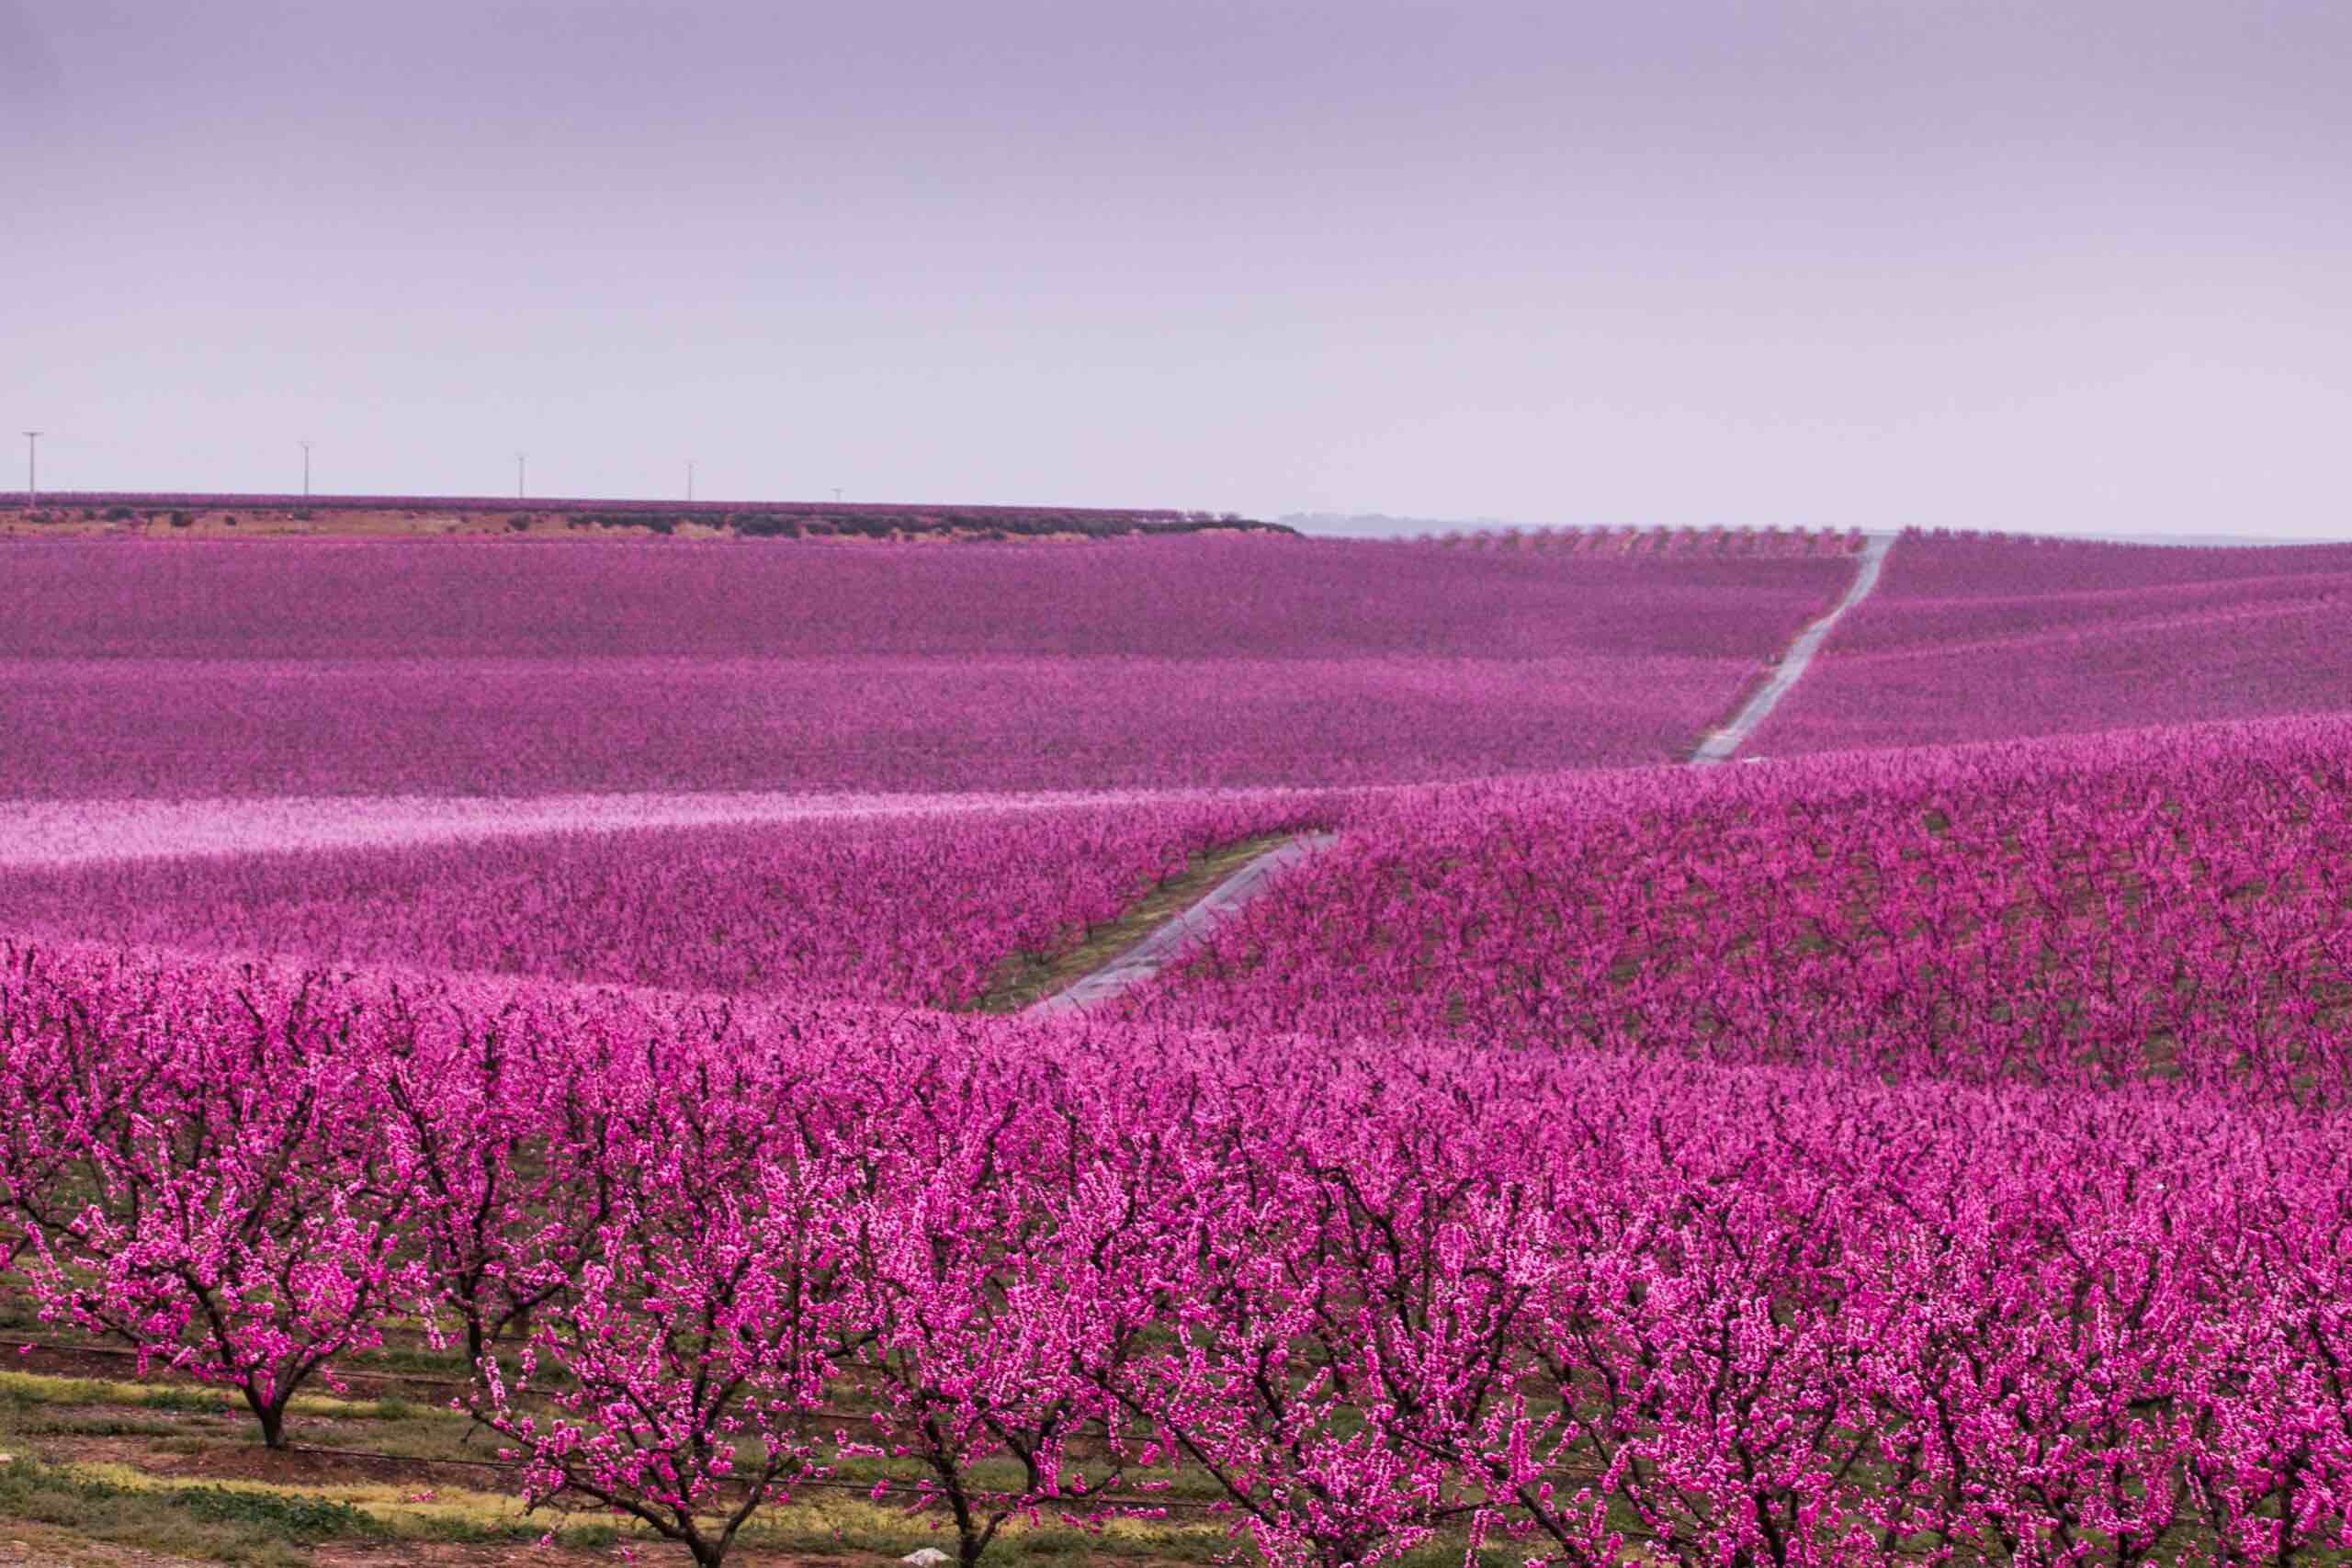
[0,493,1295,543]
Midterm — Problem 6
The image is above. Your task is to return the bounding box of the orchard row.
[0,537,1847,797]
[1124,713,2352,1105]
[3,945,2347,1567]
[1756,533,2352,754]
[0,793,1335,1007]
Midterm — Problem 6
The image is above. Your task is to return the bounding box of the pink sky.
[6,1,2348,536]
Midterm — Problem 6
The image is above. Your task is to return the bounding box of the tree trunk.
[251,1393,289,1450]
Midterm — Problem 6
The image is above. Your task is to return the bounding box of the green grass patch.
[0,1368,418,1424]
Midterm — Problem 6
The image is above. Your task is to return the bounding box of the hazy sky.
[5,1,2348,535]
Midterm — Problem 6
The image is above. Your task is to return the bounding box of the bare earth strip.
[1689,531,1896,764]
[0,785,1340,870]
[1030,536,1902,1011]
[1024,833,1340,1017]
[973,831,1304,1012]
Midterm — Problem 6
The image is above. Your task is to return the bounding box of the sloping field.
[1114,713,2352,1092]
[1752,532,2352,753]
[0,537,1849,795]
[6,528,2352,1568]
[5,933,2348,1567]
[0,793,1333,1008]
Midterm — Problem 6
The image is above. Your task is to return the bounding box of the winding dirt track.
[1690,531,1894,765]
[1030,535,1899,1012]
[2,544,1895,1005]
[1023,833,1340,1016]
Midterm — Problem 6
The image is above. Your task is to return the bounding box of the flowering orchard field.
[1753,531,2352,753]
[0,538,1848,795]
[0,793,1334,1006]
[0,535,1850,661]
[1115,713,2352,1092]
[0,651,1808,799]
[5,944,2350,1567]
[5,530,2352,1567]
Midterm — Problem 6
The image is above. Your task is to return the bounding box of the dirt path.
[1689,531,1894,765]
[1024,834,1338,1017]
[1031,537,1904,1012]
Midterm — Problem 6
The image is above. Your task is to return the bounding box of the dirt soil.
[3,1341,445,1403]
[0,1523,861,1568]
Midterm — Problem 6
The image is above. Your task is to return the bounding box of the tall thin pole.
[22,433,39,507]
[299,440,312,501]
[515,452,526,501]
[831,487,842,504]
[686,460,695,503]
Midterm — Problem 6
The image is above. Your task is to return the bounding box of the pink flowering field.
[1117,712,2352,1084]
[7,529,2352,1567]
[8,927,2351,1565]
[1751,530,2352,753]
[0,792,1333,1007]
[0,536,1847,795]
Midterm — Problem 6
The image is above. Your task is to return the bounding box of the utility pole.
[299,439,312,501]
[831,487,842,504]
[515,452,526,501]
[21,432,39,508]
[687,459,695,503]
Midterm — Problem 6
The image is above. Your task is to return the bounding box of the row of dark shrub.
[6,496,1286,541]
